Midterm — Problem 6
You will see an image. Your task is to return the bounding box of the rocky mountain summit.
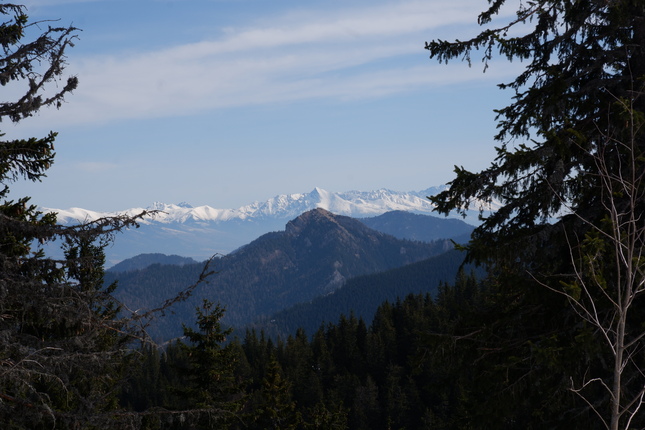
[108,208,455,339]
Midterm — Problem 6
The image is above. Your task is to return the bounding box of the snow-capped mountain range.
[52,187,451,225]
[44,186,492,265]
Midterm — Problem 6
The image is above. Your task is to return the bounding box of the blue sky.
[6,0,521,211]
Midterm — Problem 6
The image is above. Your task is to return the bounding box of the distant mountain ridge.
[42,186,486,264]
[108,253,197,273]
[108,208,455,340]
[360,211,474,243]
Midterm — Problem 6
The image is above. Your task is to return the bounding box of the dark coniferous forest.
[2,1,645,429]
[120,272,484,430]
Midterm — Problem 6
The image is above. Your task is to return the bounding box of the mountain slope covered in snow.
[51,187,452,224]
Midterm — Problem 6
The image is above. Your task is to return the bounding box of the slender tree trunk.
[611,311,626,430]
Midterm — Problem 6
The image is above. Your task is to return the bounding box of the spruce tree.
[426,1,645,428]
[174,299,244,428]
[428,0,645,265]
[250,355,300,430]
[0,4,148,428]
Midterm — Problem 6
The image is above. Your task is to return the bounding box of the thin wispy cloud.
[26,0,516,129]
[203,1,470,54]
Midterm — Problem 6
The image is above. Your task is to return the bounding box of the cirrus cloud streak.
[30,0,516,129]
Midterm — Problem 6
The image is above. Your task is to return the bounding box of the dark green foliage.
[176,300,244,423]
[120,302,245,429]
[247,356,301,430]
[10,0,645,426]
[123,300,245,429]
[0,5,221,428]
[427,0,645,268]
[0,4,149,428]
[159,253,625,429]
[425,1,645,428]
[120,344,170,413]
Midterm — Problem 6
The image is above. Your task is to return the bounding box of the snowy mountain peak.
[45,186,496,228]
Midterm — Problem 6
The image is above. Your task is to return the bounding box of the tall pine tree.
[427,1,645,428]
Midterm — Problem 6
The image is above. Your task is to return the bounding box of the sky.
[5,0,523,212]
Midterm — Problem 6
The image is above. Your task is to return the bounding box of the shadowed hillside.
[108,209,453,340]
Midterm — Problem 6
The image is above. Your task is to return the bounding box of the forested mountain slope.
[107,208,453,340]
[251,249,469,339]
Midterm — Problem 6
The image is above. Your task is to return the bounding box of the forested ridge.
[252,249,469,339]
[105,208,455,341]
[2,0,645,429]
